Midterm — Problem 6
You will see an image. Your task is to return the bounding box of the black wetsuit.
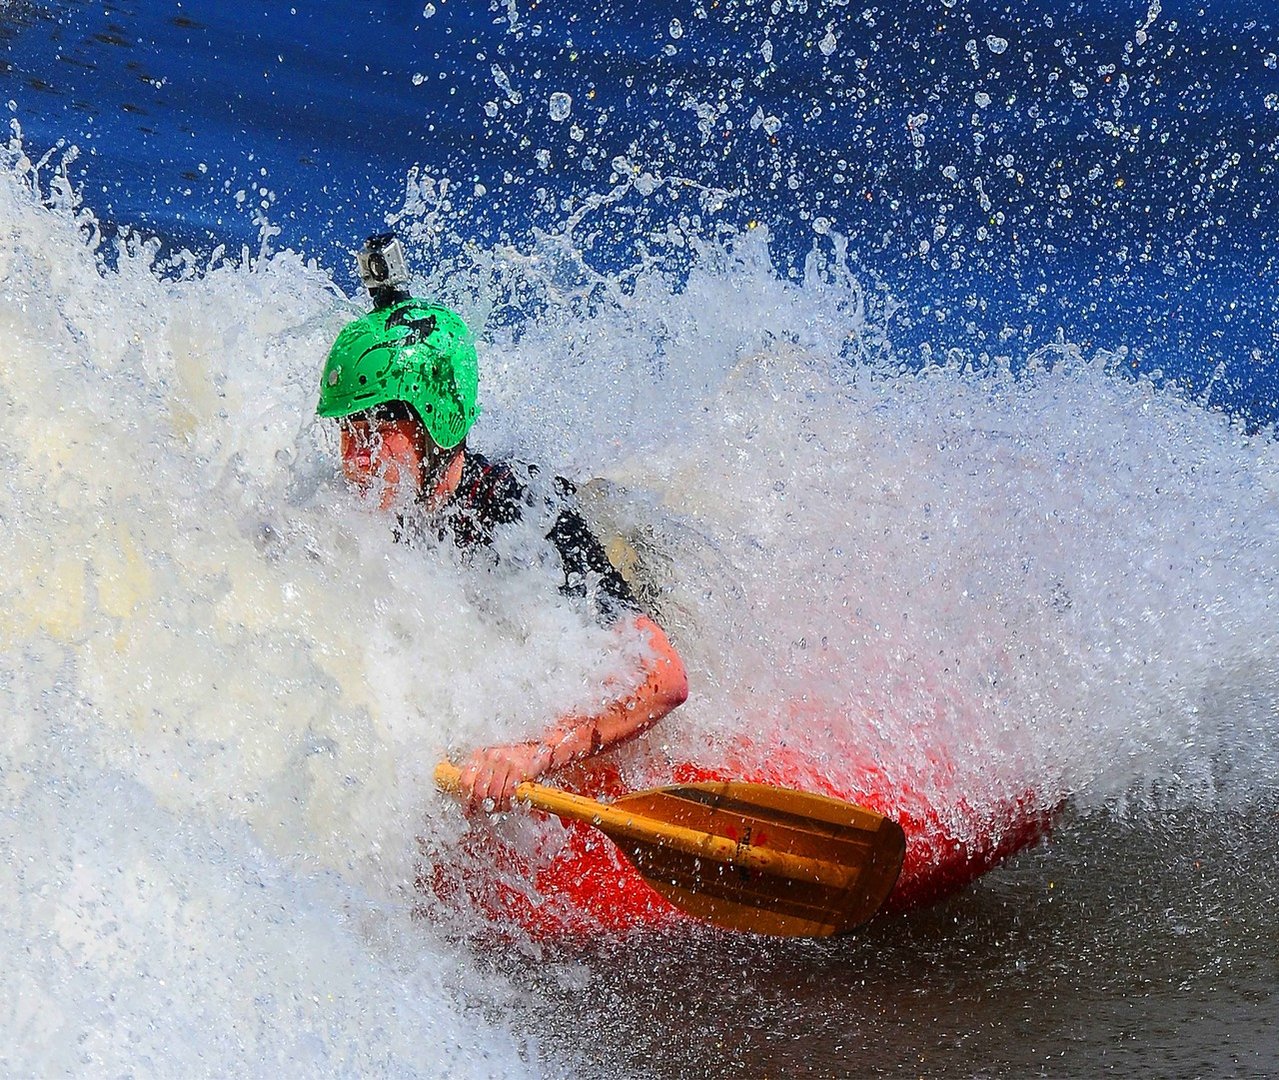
[412,452,638,627]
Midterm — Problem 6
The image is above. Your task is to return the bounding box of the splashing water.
[0,139,572,1075]
[2,109,1278,1073]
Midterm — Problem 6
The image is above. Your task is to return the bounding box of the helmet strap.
[422,443,465,508]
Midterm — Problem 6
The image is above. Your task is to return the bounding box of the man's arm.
[457,614,688,812]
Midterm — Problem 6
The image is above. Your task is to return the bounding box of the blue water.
[6,0,1278,417]
[3,2,1279,1077]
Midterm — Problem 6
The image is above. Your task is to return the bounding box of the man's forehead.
[341,404,419,426]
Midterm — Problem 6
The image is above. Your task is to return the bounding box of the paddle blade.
[606,781,906,937]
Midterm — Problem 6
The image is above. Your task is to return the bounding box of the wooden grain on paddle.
[435,762,905,937]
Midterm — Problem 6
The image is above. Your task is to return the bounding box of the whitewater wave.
[2,128,1277,1070]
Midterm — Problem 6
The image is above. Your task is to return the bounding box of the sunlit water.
[2,130,1277,1075]
[3,0,1279,1075]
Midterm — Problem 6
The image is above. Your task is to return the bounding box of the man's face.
[338,411,427,511]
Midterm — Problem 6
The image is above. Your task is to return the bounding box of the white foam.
[2,126,1278,1071]
[0,139,563,1076]
[458,194,1279,827]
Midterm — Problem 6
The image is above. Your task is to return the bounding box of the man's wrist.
[535,739,556,772]
[541,718,599,771]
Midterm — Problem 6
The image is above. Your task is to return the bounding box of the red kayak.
[425,737,1056,939]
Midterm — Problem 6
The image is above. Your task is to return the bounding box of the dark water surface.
[516,805,1279,1078]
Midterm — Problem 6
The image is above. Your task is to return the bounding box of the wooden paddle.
[434,760,906,937]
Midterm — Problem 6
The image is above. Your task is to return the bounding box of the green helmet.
[317,299,479,449]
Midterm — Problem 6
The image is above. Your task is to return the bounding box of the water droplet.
[549,92,572,121]
[985,35,1008,55]
[669,19,683,39]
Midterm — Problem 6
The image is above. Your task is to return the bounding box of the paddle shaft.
[434,761,856,890]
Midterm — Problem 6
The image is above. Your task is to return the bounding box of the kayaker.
[316,234,688,813]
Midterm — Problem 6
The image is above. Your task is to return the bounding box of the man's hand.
[457,740,554,813]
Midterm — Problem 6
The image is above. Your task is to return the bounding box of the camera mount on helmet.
[357,232,411,309]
